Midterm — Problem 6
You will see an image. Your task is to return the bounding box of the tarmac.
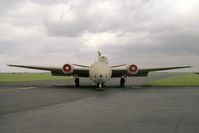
[0,73,199,133]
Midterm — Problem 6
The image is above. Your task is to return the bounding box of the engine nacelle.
[127,64,139,75]
[62,64,74,74]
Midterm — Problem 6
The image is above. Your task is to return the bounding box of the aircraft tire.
[96,83,105,91]
[75,78,80,87]
[120,78,125,87]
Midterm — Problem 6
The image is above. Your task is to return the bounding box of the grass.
[1,72,199,86]
[0,73,71,83]
[145,73,199,87]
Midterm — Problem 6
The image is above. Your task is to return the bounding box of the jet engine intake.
[62,64,74,74]
[127,64,139,75]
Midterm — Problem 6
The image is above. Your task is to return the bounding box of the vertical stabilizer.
[98,51,101,58]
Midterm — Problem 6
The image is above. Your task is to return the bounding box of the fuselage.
[89,56,112,86]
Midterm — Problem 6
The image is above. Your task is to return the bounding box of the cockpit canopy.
[98,56,108,64]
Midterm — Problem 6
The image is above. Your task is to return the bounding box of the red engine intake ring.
[129,64,138,74]
[63,64,72,72]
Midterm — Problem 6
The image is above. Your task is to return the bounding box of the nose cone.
[94,66,111,83]
[95,74,106,83]
[95,71,106,78]
[89,61,112,84]
[95,70,107,78]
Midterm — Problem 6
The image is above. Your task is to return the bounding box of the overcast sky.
[0,0,198,72]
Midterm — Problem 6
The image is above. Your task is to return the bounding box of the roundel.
[129,64,138,74]
[63,64,72,73]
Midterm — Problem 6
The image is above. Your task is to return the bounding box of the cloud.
[43,0,122,37]
[41,0,199,37]
[0,0,199,72]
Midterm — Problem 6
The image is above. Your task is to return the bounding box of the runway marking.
[0,87,37,93]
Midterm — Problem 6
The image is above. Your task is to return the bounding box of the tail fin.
[98,51,101,57]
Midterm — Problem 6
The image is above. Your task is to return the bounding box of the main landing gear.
[75,77,80,87]
[120,77,126,87]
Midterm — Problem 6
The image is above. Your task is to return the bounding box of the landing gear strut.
[75,78,80,87]
[96,83,105,91]
[120,77,125,87]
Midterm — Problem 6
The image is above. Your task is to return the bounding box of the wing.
[7,64,89,77]
[111,64,126,68]
[111,66,192,77]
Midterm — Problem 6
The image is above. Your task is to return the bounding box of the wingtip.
[7,64,18,67]
[180,66,192,68]
[187,66,193,68]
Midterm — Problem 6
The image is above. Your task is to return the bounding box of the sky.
[0,0,199,72]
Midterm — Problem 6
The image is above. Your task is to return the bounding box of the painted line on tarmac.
[0,87,37,93]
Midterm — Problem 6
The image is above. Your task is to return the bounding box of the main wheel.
[75,78,80,87]
[120,78,125,87]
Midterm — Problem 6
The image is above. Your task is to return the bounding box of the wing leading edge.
[112,66,192,77]
[7,64,89,77]
[7,64,61,71]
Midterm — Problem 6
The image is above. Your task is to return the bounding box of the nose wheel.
[120,77,125,87]
[75,78,80,87]
[96,83,105,91]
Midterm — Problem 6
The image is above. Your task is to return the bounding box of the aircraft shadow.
[50,84,148,91]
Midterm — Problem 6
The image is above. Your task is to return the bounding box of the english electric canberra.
[8,52,191,90]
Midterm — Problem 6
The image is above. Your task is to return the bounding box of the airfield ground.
[0,72,199,87]
[0,73,199,133]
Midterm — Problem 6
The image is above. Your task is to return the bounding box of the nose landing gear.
[96,83,105,91]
